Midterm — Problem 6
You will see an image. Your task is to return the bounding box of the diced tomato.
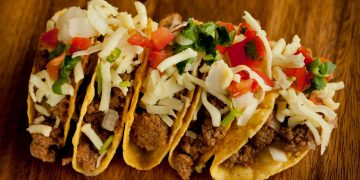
[128,33,151,47]
[252,69,274,87]
[148,51,168,68]
[295,46,313,65]
[40,28,59,49]
[46,53,65,80]
[226,36,265,68]
[151,27,174,51]
[216,45,227,54]
[216,21,236,32]
[284,67,311,92]
[69,37,91,54]
[227,79,254,98]
[251,81,259,92]
[238,70,250,80]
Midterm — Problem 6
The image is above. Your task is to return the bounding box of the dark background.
[0,0,359,179]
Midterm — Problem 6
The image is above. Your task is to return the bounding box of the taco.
[70,1,153,176]
[26,0,111,162]
[121,13,202,170]
[167,12,277,179]
[210,29,344,179]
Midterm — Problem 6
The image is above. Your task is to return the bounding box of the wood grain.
[0,0,358,179]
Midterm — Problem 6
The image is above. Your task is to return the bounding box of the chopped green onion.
[99,135,114,154]
[52,56,81,95]
[119,80,131,87]
[221,109,242,127]
[48,43,66,60]
[106,48,121,63]
[97,64,102,96]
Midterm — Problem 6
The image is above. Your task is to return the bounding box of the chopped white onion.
[61,83,74,96]
[34,104,50,117]
[269,146,288,162]
[69,17,98,38]
[33,116,46,124]
[54,116,60,129]
[27,125,52,137]
[232,92,254,109]
[185,130,197,139]
[96,150,108,168]
[102,109,119,131]
[205,60,233,95]
[81,123,104,150]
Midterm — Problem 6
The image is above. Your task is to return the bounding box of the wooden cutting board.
[0,0,358,179]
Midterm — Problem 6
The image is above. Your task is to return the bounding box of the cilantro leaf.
[48,42,66,60]
[319,61,336,75]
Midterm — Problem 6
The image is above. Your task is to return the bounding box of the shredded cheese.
[27,125,52,137]
[81,123,104,150]
[157,48,197,72]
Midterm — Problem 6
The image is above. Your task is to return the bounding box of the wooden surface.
[0,0,359,179]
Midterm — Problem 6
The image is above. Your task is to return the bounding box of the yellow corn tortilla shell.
[122,19,199,170]
[27,51,89,161]
[210,92,310,180]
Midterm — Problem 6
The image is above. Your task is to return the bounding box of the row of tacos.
[26,0,344,178]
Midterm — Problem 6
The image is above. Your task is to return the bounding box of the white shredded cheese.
[205,60,233,95]
[272,53,305,68]
[146,105,177,117]
[273,66,294,89]
[98,27,127,59]
[96,150,108,168]
[72,44,103,58]
[69,17,98,38]
[201,90,221,127]
[157,48,197,72]
[81,123,104,150]
[283,35,301,56]
[134,1,147,29]
[118,12,135,29]
[158,98,184,112]
[231,65,272,91]
[272,38,286,56]
[54,116,60,129]
[27,125,52,137]
[159,115,174,127]
[232,92,254,109]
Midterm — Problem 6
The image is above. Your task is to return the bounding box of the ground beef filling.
[222,118,315,169]
[30,128,62,162]
[77,88,125,171]
[174,95,226,179]
[131,112,169,151]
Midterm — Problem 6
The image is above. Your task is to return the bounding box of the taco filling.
[170,12,274,179]
[218,30,344,177]
[27,3,105,162]
[73,1,149,173]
